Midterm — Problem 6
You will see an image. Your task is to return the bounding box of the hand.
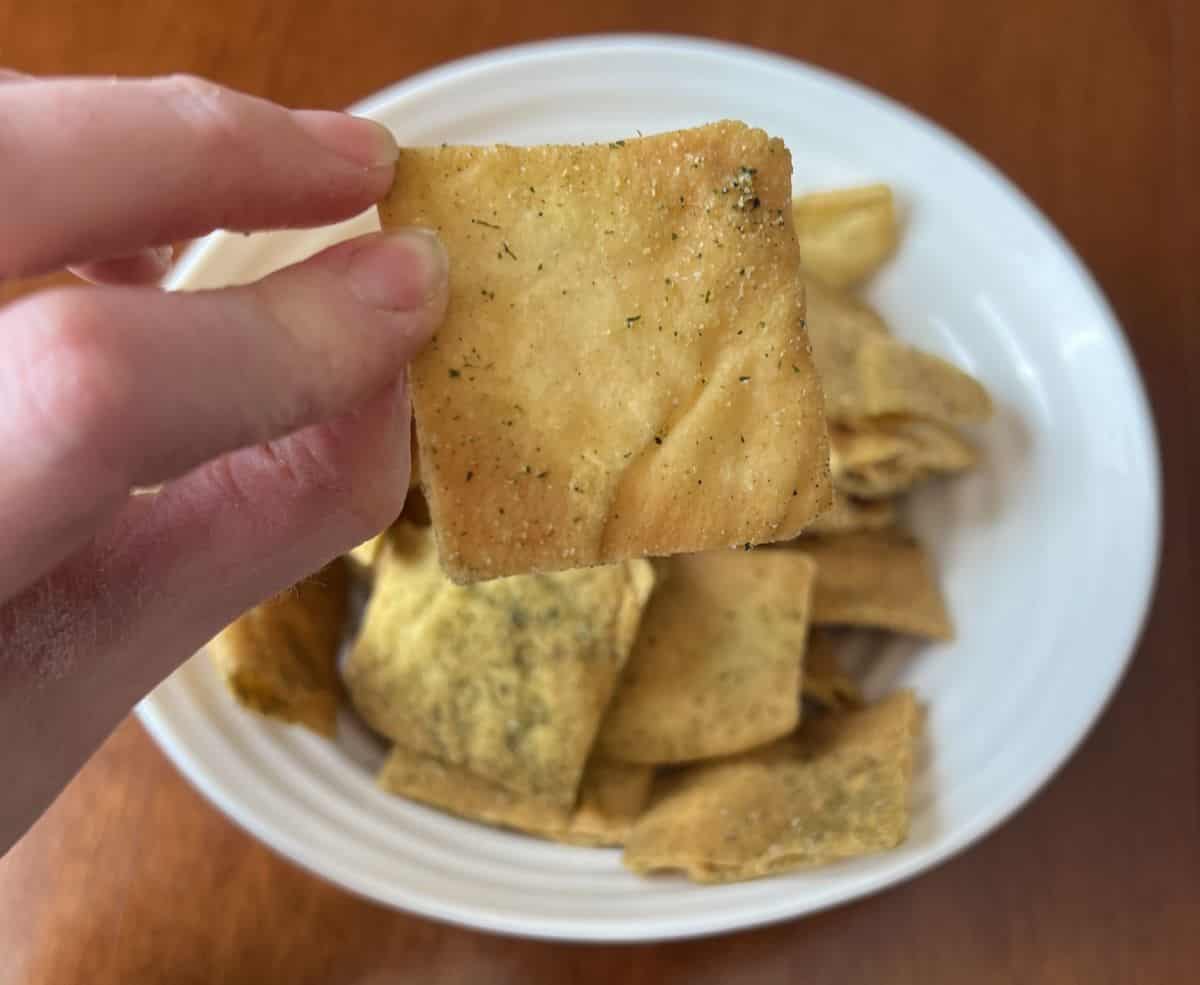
[0,73,448,854]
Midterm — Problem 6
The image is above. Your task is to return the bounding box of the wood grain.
[1,1,1197,983]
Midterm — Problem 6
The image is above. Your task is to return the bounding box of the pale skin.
[0,73,449,855]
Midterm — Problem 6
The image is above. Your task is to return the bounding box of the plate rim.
[138,33,1163,941]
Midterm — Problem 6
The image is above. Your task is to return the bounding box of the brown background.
[1,1,1196,983]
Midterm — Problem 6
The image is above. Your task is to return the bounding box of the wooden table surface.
[1,2,1196,982]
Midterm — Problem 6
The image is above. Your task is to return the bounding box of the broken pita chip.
[857,335,992,425]
[792,184,899,288]
[802,273,889,421]
[894,417,978,472]
[379,121,831,583]
[829,420,910,472]
[800,531,952,639]
[378,748,653,847]
[803,275,990,426]
[835,416,978,474]
[346,533,387,579]
[801,629,864,710]
[833,466,953,502]
[828,420,909,499]
[805,490,896,535]
[623,691,919,882]
[211,560,350,737]
[831,416,978,499]
[344,523,655,806]
[597,551,816,764]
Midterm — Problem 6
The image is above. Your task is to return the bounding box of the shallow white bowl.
[138,35,1160,941]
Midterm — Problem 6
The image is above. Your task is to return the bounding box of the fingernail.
[292,110,398,169]
[347,229,448,312]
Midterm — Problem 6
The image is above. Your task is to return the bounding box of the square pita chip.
[799,530,953,640]
[379,121,831,582]
[623,691,920,883]
[378,749,653,847]
[596,551,816,764]
[343,523,655,807]
[210,560,349,737]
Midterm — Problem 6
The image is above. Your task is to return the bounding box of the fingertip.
[290,110,399,170]
[344,229,448,318]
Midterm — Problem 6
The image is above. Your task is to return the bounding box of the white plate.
[137,35,1160,940]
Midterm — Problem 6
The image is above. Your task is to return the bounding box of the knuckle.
[161,72,230,108]
[198,452,261,515]
[158,73,246,159]
[217,433,351,512]
[278,427,405,541]
[203,425,405,549]
[19,291,135,469]
[270,431,356,508]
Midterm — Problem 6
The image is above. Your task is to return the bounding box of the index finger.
[0,229,446,602]
[0,75,399,279]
